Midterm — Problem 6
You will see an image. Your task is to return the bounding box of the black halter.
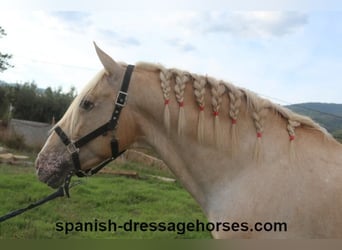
[54,65,135,177]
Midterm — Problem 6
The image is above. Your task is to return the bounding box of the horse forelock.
[56,69,107,135]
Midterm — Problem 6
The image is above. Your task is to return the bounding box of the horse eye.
[80,100,94,111]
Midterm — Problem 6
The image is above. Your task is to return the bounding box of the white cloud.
[0,10,341,104]
[199,11,308,38]
[98,29,141,48]
[166,38,196,52]
[49,11,92,33]
[1,0,342,11]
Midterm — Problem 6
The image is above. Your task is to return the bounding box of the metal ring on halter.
[66,143,79,155]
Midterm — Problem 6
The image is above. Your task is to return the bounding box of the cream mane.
[59,62,332,150]
[136,62,332,152]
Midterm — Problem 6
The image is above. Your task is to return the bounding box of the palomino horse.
[36,43,342,238]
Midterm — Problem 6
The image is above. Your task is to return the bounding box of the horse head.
[36,43,141,188]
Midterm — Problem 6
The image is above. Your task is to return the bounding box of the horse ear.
[94,42,121,76]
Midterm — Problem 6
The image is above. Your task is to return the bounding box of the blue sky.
[0,8,341,104]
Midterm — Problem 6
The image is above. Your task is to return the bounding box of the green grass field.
[0,155,211,239]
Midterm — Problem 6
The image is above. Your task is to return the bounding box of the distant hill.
[287,103,342,142]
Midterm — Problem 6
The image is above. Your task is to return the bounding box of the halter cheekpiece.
[54,65,135,177]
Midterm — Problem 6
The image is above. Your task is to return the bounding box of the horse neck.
[126,68,236,208]
[128,65,342,213]
[130,65,291,159]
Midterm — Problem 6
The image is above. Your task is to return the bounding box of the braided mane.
[136,62,331,156]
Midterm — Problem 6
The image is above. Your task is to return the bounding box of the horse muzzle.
[35,152,73,188]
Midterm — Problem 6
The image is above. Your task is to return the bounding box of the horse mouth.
[36,155,73,189]
[38,167,69,188]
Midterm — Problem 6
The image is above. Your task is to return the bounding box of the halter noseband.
[54,65,135,177]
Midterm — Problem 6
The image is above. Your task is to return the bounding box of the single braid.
[228,90,242,124]
[287,120,300,141]
[287,119,301,161]
[228,89,242,154]
[160,69,172,134]
[210,80,226,147]
[174,71,189,136]
[252,111,264,137]
[252,105,268,161]
[193,75,207,143]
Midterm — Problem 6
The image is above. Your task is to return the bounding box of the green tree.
[0,86,9,117]
[11,82,38,120]
[0,26,13,72]
[7,83,76,123]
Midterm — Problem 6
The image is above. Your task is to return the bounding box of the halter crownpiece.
[54,64,135,177]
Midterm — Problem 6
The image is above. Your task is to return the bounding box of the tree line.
[0,82,76,124]
[0,26,76,124]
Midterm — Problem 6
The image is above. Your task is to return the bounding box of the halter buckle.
[66,142,79,154]
[115,91,128,107]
